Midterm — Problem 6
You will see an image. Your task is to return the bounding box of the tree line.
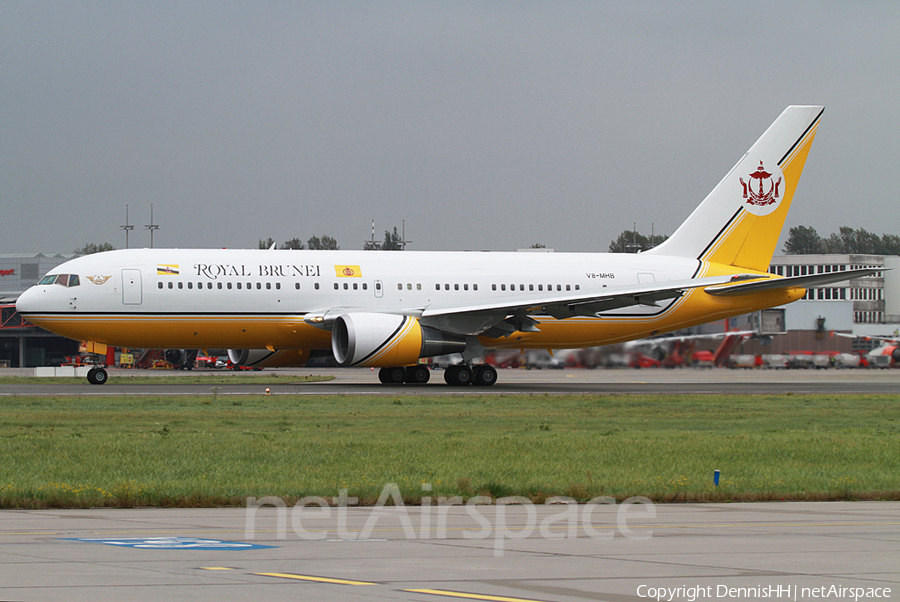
[258,235,340,250]
[782,226,900,255]
[259,227,403,250]
[608,230,668,253]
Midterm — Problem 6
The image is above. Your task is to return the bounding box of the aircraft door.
[122,269,142,305]
[374,280,384,298]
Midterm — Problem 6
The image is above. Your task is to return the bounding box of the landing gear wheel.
[378,366,406,384]
[87,367,108,385]
[473,365,498,387]
[444,364,473,386]
[404,365,430,384]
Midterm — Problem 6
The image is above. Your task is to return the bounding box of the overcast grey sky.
[2,2,898,254]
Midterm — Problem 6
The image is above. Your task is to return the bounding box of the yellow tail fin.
[646,106,824,272]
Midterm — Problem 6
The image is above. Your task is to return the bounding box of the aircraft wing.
[704,268,880,296]
[417,273,758,337]
[623,330,756,350]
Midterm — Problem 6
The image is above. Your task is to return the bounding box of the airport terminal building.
[715,254,900,355]
[0,253,79,367]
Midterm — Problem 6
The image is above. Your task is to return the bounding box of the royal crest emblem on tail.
[741,161,782,207]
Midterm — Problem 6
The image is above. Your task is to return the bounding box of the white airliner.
[16,105,877,386]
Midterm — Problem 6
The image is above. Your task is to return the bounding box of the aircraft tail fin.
[645,105,824,272]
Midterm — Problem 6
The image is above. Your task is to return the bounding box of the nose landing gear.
[87,367,108,385]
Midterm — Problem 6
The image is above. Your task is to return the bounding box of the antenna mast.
[145,204,159,248]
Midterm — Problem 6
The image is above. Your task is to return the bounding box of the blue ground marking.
[64,537,276,550]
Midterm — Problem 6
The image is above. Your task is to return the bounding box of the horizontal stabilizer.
[704,268,879,297]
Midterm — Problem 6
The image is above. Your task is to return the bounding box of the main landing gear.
[444,364,497,387]
[377,364,498,386]
[378,365,431,384]
[87,367,108,385]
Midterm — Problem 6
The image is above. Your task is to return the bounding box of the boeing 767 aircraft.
[16,105,876,385]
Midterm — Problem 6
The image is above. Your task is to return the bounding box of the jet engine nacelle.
[331,313,466,367]
[165,349,185,365]
[227,348,312,368]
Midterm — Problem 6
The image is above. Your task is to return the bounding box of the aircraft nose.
[15,286,42,314]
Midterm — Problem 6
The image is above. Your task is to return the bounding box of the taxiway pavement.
[1,501,897,601]
[2,366,900,395]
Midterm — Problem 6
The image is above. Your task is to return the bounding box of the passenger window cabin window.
[276,283,281,290]
[227,282,232,289]
[295,283,300,290]
[344,283,349,290]
[407,283,412,290]
[188,282,193,289]
[334,283,339,290]
[529,284,534,291]
[538,284,543,291]
[266,283,272,290]
[575,284,580,290]
[256,283,261,290]
[557,285,561,291]
[217,283,222,289]
[444,284,450,290]
[315,283,320,290]
[353,283,358,290]
[363,283,368,290]
[168,282,173,289]
[464,284,468,291]
[398,283,402,290]
[454,284,459,290]
[236,282,242,289]
[178,282,183,289]
[492,284,497,291]
[473,284,478,291]
[566,285,571,291]
[417,284,421,290]
[158,282,163,289]
[501,284,506,291]
[436,284,441,291]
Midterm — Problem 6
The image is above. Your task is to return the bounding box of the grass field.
[1,392,898,508]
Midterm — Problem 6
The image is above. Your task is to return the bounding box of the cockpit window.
[38,274,80,287]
